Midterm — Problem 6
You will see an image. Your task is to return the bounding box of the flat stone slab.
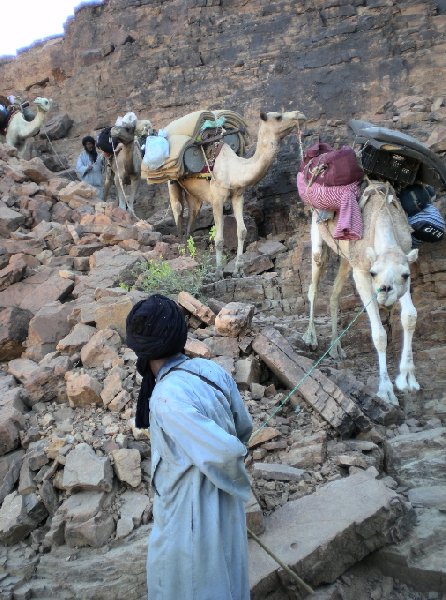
[252,462,305,482]
[248,469,413,598]
[252,327,370,435]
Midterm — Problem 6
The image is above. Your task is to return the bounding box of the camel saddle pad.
[164,111,215,138]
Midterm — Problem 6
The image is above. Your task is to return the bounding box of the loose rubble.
[0,122,445,600]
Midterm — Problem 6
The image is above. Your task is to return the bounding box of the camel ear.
[407,248,418,263]
[260,112,267,121]
[366,247,376,264]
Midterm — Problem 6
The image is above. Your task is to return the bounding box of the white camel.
[104,120,145,217]
[302,180,419,405]
[5,97,52,156]
[168,110,306,277]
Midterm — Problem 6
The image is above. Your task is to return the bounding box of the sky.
[0,0,103,57]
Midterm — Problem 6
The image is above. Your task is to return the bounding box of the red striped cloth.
[297,172,363,240]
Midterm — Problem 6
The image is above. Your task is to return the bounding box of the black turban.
[126,294,188,428]
[82,135,96,147]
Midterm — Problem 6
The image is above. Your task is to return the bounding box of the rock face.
[1,0,445,218]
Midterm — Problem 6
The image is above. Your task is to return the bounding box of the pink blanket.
[297,172,363,240]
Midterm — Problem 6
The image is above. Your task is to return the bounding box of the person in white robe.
[125,294,253,600]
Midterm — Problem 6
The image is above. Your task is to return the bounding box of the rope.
[43,132,78,181]
[200,145,216,182]
[250,293,376,439]
[247,527,314,596]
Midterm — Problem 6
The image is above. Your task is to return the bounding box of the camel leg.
[231,193,247,276]
[127,176,139,218]
[352,268,398,405]
[114,173,127,212]
[103,165,113,202]
[209,184,227,280]
[184,193,202,241]
[168,181,185,240]
[328,257,351,360]
[395,289,419,393]
[303,215,325,348]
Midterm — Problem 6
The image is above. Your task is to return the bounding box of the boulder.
[62,443,113,493]
[0,491,48,545]
[0,306,32,360]
[0,202,25,237]
[25,301,73,361]
[65,371,102,408]
[215,302,255,337]
[111,449,141,487]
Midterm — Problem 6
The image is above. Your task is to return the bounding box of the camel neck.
[374,209,399,251]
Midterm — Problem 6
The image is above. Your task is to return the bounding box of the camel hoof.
[328,343,346,360]
[395,372,420,393]
[302,328,318,349]
[377,383,399,406]
[214,268,224,281]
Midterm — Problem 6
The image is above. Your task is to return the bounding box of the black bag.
[96,127,118,153]
[408,204,445,243]
[399,183,436,216]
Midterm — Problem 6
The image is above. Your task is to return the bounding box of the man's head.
[126,294,188,361]
[82,135,96,153]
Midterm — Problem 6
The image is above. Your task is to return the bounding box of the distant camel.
[5,97,52,157]
[104,120,144,217]
[303,180,419,405]
[168,110,306,277]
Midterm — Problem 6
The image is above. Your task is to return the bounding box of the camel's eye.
[275,115,283,121]
[402,273,410,281]
[370,271,377,278]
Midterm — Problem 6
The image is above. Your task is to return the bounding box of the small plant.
[119,282,131,292]
[209,225,216,243]
[186,235,197,259]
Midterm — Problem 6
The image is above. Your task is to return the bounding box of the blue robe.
[147,354,253,600]
[75,150,104,199]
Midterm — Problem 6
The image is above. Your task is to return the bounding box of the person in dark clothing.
[125,294,252,600]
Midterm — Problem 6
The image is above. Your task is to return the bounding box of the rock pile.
[0,141,445,599]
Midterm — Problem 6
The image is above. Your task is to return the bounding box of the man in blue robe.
[126,294,253,600]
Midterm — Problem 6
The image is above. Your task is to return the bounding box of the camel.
[5,97,52,156]
[302,180,419,405]
[103,117,147,217]
[168,110,306,277]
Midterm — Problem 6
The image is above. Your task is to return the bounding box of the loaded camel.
[104,115,151,217]
[168,110,307,277]
[302,180,419,405]
[5,97,52,157]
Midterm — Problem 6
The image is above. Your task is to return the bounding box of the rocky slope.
[0,0,446,598]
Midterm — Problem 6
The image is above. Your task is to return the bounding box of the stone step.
[248,468,413,598]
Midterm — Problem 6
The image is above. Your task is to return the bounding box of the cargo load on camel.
[141,110,248,184]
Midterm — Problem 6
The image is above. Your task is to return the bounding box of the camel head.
[33,97,52,113]
[136,119,153,137]
[111,123,135,145]
[259,110,306,139]
[367,246,418,307]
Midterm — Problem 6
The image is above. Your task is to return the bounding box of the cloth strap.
[159,363,226,397]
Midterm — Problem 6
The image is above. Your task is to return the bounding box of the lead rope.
[42,132,78,181]
[247,527,314,596]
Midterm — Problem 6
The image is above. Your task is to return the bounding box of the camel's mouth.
[376,292,397,307]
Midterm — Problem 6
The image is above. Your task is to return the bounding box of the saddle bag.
[97,127,117,154]
[398,183,436,216]
[408,203,445,243]
[301,142,364,187]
